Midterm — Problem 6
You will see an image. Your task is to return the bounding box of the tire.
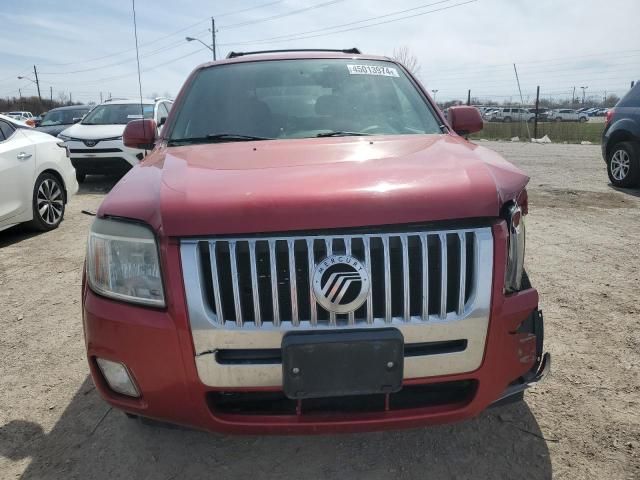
[579,116,587,123]
[27,172,66,231]
[555,117,562,122]
[503,116,512,123]
[76,172,86,183]
[607,141,640,188]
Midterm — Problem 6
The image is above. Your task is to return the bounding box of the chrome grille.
[180,227,492,329]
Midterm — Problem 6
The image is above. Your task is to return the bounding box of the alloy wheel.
[610,149,630,181]
[37,178,64,225]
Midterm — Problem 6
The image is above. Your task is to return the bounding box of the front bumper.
[65,139,144,175]
[82,222,549,434]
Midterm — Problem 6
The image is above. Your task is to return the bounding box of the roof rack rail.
[103,97,128,102]
[226,48,361,59]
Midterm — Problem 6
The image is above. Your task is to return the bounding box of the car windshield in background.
[41,109,89,126]
[82,104,153,125]
[168,59,442,143]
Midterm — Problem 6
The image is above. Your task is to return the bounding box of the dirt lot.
[0,141,638,479]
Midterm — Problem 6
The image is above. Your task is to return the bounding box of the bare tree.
[392,46,421,75]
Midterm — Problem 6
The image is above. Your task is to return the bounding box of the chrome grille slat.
[382,236,392,323]
[228,241,243,327]
[306,239,318,326]
[287,239,299,326]
[208,241,225,321]
[345,237,355,325]
[363,236,374,324]
[183,226,491,329]
[248,240,261,327]
[457,232,467,316]
[439,233,448,319]
[268,239,280,326]
[400,234,410,322]
[419,234,429,320]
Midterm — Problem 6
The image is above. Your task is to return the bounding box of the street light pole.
[185,36,215,60]
[580,86,588,104]
[431,89,438,103]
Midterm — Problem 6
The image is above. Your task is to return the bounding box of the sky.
[1,0,639,105]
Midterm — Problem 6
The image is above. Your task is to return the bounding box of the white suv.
[549,109,589,122]
[487,107,535,123]
[58,98,172,182]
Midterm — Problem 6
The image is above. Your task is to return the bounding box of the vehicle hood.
[60,123,125,140]
[98,134,529,237]
[36,124,70,136]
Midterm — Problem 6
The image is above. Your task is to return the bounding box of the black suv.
[602,82,640,187]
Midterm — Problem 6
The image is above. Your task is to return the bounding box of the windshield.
[82,103,153,125]
[41,108,88,126]
[169,59,442,142]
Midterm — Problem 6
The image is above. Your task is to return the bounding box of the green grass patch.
[470,121,605,144]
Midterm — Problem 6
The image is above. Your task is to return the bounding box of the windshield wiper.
[315,131,372,138]
[168,133,274,146]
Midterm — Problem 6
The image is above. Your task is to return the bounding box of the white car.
[486,107,535,123]
[0,114,78,232]
[7,111,34,121]
[549,109,589,122]
[57,98,172,182]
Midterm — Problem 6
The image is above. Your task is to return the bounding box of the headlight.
[87,218,165,306]
[57,133,71,141]
[504,200,526,292]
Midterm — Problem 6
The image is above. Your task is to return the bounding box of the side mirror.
[447,106,483,135]
[158,116,167,127]
[72,117,82,124]
[123,119,157,150]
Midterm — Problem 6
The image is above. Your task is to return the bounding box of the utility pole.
[211,17,216,61]
[534,85,540,140]
[19,88,22,109]
[466,89,471,106]
[50,86,53,102]
[69,92,72,104]
[100,92,103,103]
[33,65,42,102]
[571,86,576,105]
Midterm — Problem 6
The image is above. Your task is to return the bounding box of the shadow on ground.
[76,175,122,195]
[1,377,553,479]
[609,184,640,197]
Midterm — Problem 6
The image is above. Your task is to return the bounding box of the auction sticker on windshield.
[347,64,399,77]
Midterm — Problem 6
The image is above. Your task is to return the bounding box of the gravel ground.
[0,141,638,479]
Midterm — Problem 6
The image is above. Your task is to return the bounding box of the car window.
[158,102,169,121]
[169,59,442,140]
[618,83,640,108]
[0,120,15,140]
[81,103,154,125]
[41,108,88,126]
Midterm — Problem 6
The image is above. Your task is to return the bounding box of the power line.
[218,0,458,46]
[219,0,344,30]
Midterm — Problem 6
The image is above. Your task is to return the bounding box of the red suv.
[82,49,549,434]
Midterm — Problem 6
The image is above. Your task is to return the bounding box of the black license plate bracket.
[282,329,404,400]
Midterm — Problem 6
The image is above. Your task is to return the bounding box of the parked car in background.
[7,111,33,121]
[0,114,78,232]
[82,49,548,435]
[36,105,92,137]
[549,109,589,122]
[528,108,550,122]
[602,82,640,188]
[57,97,172,182]
[487,107,535,122]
